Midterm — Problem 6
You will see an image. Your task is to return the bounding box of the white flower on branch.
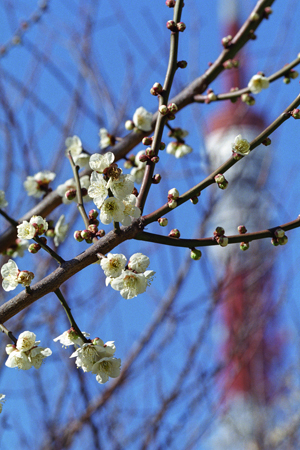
[73,152,90,169]
[232,134,250,156]
[5,331,52,370]
[100,253,127,278]
[128,253,150,273]
[57,176,91,204]
[120,194,141,226]
[0,190,8,208]
[29,215,48,235]
[53,329,90,348]
[54,215,69,246]
[91,356,121,384]
[16,270,34,287]
[100,197,125,225]
[0,394,5,413]
[166,142,193,158]
[109,270,149,299]
[17,221,36,240]
[99,128,115,149]
[65,135,82,156]
[88,172,108,209]
[24,171,56,198]
[248,74,269,94]
[89,152,115,173]
[1,259,19,291]
[107,174,134,200]
[132,107,153,132]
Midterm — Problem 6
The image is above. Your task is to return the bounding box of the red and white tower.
[204,1,281,447]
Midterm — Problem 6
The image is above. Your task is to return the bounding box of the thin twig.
[68,151,90,230]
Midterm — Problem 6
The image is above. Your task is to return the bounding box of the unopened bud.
[240,242,250,251]
[74,230,84,242]
[169,228,180,238]
[142,137,153,145]
[241,93,255,106]
[145,148,155,157]
[264,7,272,16]
[177,60,188,69]
[232,152,243,161]
[221,35,232,48]
[139,153,148,162]
[283,77,290,84]
[17,270,34,287]
[291,109,300,119]
[289,70,299,79]
[89,209,98,220]
[81,230,93,240]
[152,174,161,184]
[89,219,99,227]
[168,199,177,209]
[274,228,285,238]
[65,188,77,201]
[124,160,133,169]
[214,226,225,236]
[166,0,176,6]
[190,196,198,204]
[28,243,41,253]
[218,180,229,190]
[166,20,177,31]
[271,238,279,246]
[150,82,163,96]
[214,174,225,184]
[158,217,168,227]
[278,235,288,245]
[151,156,159,164]
[159,105,168,115]
[96,229,105,237]
[168,103,178,113]
[223,60,233,70]
[176,22,186,32]
[125,120,134,130]
[262,137,271,146]
[217,236,228,247]
[238,225,247,234]
[168,188,179,199]
[159,142,166,150]
[46,229,55,238]
[88,224,98,234]
[250,12,259,21]
[190,248,202,260]
[207,92,217,101]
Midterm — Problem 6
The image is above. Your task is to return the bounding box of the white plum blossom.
[100,197,125,225]
[128,253,150,273]
[5,331,52,370]
[248,74,269,94]
[57,175,91,204]
[54,215,69,246]
[0,394,5,413]
[99,128,115,149]
[16,270,34,287]
[91,356,121,384]
[88,171,108,209]
[0,190,8,208]
[166,142,193,158]
[89,152,115,173]
[65,135,82,156]
[53,329,90,348]
[232,134,251,156]
[17,221,36,240]
[130,150,147,184]
[1,259,19,291]
[107,174,134,200]
[120,194,141,226]
[100,253,127,278]
[24,171,56,198]
[132,107,153,132]
[29,215,48,234]
[73,152,90,169]
[110,270,149,299]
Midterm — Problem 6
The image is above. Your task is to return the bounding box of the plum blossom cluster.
[65,135,90,168]
[213,227,228,247]
[88,152,140,226]
[24,170,56,198]
[17,215,48,240]
[54,328,121,384]
[1,259,34,291]
[125,106,153,133]
[5,331,52,370]
[101,252,155,299]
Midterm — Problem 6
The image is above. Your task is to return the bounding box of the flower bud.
[289,70,299,79]
[177,22,186,32]
[278,235,288,245]
[28,243,41,253]
[159,105,168,115]
[177,60,188,69]
[190,196,198,204]
[89,209,99,220]
[207,92,217,101]
[139,153,148,163]
[223,60,233,70]
[89,219,99,227]
[240,242,249,251]
[283,77,290,84]
[168,188,179,199]
[217,236,228,247]
[96,229,105,237]
[166,20,177,31]
[125,120,134,130]
[271,238,279,246]
[81,230,93,240]
[74,230,84,242]
[152,174,161,184]
[264,6,272,16]
[169,228,180,238]
[46,228,55,238]
[142,137,153,145]
[241,93,255,106]
[150,82,163,96]
[238,225,247,234]
[145,148,155,157]
[214,174,225,184]
[151,156,159,164]
[274,228,285,238]
[159,142,166,150]
[221,35,232,48]
[165,0,176,7]
[250,12,259,21]
[65,188,77,201]
[88,224,98,234]
[214,226,225,236]
[168,199,177,209]
[190,248,202,260]
[124,160,133,169]
[17,270,35,287]
[167,113,176,120]
[291,109,300,119]
[218,180,228,190]
[262,137,271,146]
[158,217,168,227]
